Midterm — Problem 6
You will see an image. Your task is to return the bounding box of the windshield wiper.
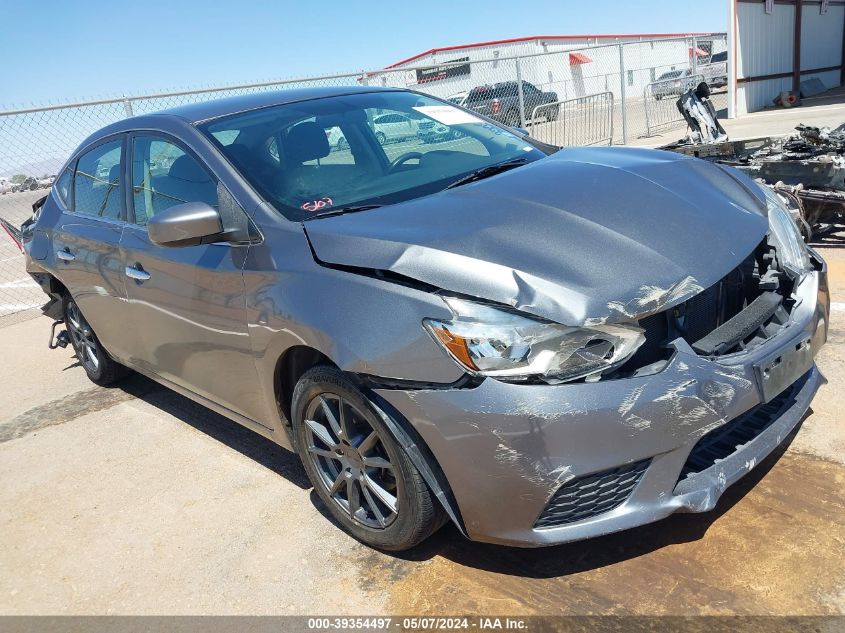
[445,158,529,190]
[305,204,383,220]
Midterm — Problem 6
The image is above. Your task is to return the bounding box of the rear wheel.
[292,366,444,551]
[375,131,387,145]
[63,296,129,386]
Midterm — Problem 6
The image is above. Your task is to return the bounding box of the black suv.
[465,81,559,126]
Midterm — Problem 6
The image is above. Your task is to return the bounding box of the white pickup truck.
[698,51,728,88]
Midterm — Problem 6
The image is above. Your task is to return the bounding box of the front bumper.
[376,266,830,546]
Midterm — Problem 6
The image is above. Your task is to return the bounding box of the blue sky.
[1,0,726,106]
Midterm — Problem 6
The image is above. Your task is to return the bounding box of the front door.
[119,133,267,423]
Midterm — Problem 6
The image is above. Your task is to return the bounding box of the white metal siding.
[801,5,844,71]
[732,1,844,115]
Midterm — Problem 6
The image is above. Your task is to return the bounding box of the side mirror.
[147,202,224,247]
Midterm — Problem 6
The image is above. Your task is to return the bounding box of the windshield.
[200,91,546,220]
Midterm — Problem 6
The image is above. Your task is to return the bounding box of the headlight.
[759,185,811,273]
[424,297,645,384]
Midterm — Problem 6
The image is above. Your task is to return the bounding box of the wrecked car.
[22,87,829,550]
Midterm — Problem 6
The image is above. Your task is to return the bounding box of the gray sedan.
[23,86,829,550]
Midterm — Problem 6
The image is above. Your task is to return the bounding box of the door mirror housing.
[147,202,224,247]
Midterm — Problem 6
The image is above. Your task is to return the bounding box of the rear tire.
[292,366,445,551]
[375,131,387,145]
[63,295,129,386]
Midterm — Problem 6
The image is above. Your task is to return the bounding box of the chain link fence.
[0,34,726,326]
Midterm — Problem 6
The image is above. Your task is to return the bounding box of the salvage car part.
[663,124,845,239]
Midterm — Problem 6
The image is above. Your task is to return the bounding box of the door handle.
[56,249,75,262]
[125,265,151,281]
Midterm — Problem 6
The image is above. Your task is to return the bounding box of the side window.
[131,136,218,226]
[73,140,123,220]
[53,165,73,207]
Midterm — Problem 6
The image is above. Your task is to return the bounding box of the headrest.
[169,154,211,183]
[285,122,330,164]
[108,164,121,183]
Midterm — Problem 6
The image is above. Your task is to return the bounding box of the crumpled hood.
[303,146,768,326]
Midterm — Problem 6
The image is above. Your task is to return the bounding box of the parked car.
[0,178,13,195]
[465,81,559,126]
[326,114,418,150]
[699,51,728,88]
[370,112,419,144]
[651,69,695,100]
[415,118,454,144]
[23,87,828,551]
[19,177,39,191]
[447,92,468,106]
[37,175,56,189]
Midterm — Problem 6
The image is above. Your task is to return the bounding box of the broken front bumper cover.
[375,267,829,547]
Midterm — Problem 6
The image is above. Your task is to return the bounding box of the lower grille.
[677,371,808,482]
[534,460,650,529]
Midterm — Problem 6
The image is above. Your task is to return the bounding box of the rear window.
[467,86,493,102]
[710,51,727,63]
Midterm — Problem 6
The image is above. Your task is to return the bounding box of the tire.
[337,138,348,151]
[292,366,445,551]
[375,131,387,145]
[63,295,129,386]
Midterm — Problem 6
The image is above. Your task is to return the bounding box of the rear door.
[52,137,131,360]
[118,133,266,421]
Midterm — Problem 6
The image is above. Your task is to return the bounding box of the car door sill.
[127,363,277,439]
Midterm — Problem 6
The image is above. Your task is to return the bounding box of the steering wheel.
[388,152,423,173]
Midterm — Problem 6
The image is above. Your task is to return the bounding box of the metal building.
[372,33,723,102]
[728,0,845,116]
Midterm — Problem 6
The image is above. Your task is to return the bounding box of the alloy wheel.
[303,393,399,529]
[65,301,99,374]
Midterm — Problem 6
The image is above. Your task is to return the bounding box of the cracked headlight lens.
[760,185,811,273]
[424,297,645,383]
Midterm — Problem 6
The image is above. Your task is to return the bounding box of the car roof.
[66,85,411,167]
[154,85,403,124]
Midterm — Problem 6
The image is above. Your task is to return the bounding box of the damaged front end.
[301,145,828,546]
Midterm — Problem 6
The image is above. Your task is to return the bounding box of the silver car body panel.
[303,147,770,327]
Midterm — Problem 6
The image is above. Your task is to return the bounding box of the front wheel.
[292,366,445,551]
[375,131,387,145]
[63,296,129,386]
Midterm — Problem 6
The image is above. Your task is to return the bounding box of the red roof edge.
[384,33,719,69]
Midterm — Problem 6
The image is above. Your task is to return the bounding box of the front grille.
[677,371,808,482]
[534,460,650,529]
[681,253,756,344]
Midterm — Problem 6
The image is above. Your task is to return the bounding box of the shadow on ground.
[118,373,310,489]
[115,371,807,580]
